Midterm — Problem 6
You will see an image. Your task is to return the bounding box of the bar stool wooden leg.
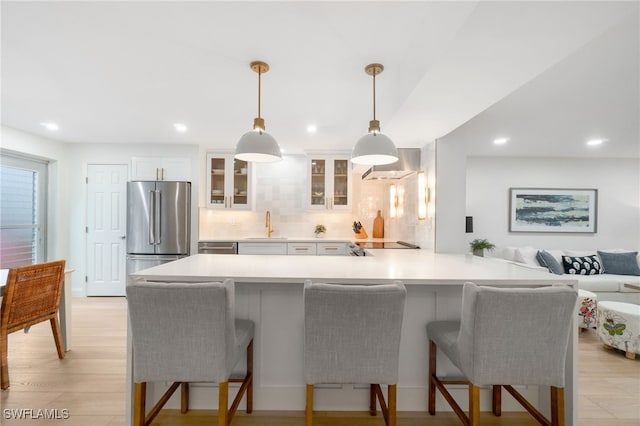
[388,384,397,426]
[305,384,314,426]
[218,381,228,426]
[247,340,254,413]
[469,384,480,426]
[492,384,501,416]
[133,382,146,426]
[181,382,189,413]
[370,384,377,415]
[428,340,437,415]
[551,386,565,426]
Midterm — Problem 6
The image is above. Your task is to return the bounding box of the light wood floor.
[1,297,638,425]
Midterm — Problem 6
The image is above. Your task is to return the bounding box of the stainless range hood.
[361,148,421,180]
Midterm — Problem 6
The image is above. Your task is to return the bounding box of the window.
[0,153,48,268]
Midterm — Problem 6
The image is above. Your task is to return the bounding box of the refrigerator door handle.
[148,190,156,245]
[154,190,161,245]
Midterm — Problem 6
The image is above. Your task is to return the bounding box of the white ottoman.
[578,289,597,329]
[597,301,640,359]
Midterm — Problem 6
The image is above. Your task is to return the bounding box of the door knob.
[121,236,126,239]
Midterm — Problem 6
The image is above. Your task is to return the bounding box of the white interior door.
[86,164,128,296]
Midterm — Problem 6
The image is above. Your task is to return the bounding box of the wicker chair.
[303,280,406,426]
[1,260,66,390]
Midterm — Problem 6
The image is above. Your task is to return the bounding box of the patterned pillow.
[562,255,602,275]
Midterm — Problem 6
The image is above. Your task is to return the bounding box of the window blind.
[0,159,43,269]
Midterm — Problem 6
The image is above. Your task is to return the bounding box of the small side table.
[597,301,640,359]
[577,289,598,329]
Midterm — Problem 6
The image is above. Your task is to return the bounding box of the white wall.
[1,127,201,295]
[466,156,640,251]
[66,143,199,295]
[434,136,469,253]
[1,126,71,262]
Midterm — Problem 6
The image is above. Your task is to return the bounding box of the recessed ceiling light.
[306,124,317,133]
[493,138,508,145]
[586,138,606,146]
[174,123,188,133]
[40,122,59,131]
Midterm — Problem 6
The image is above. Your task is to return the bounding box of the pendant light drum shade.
[351,132,398,165]
[235,130,282,162]
[351,63,398,166]
[234,61,282,163]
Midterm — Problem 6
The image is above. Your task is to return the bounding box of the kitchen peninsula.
[128,251,578,425]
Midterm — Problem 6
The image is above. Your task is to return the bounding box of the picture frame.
[509,188,598,233]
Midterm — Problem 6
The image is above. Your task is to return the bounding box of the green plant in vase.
[469,238,495,257]
[314,224,326,238]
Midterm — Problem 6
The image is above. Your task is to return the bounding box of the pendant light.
[235,61,282,162]
[351,63,398,165]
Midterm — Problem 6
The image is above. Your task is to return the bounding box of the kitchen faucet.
[266,210,273,238]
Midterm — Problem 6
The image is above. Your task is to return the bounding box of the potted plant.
[314,224,326,238]
[469,238,495,257]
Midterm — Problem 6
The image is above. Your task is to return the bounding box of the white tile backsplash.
[199,154,421,242]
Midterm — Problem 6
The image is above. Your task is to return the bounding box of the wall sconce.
[390,183,398,219]
[418,171,429,220]
[390,183,405,218]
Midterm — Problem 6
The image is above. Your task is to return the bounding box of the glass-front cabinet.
[206,153,252,210]
[307,154,351,210]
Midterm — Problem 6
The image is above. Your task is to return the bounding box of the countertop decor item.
[351,63,398,166]
[373,210,384,238]
[314,224,326,238]
[469,238,495,257]
[352,221,368,239]
[234,61,282,163]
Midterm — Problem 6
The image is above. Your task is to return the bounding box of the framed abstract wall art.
[509,188,598,233]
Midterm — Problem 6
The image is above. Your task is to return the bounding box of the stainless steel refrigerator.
[126,181,191,282]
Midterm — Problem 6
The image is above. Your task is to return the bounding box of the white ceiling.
[1,1,638,158]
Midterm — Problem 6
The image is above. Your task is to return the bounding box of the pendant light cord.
[257,68,262,120]
[372,70,376,121]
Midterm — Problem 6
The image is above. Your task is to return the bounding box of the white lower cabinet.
[287,243,317,255]
[317,242,348,256]
[236,241,348,256]
[238,242,287,255]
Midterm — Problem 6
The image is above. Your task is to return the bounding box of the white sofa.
[485,247,640,303]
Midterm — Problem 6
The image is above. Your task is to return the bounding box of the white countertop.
[199,237,355,243]
[131,251,577,287]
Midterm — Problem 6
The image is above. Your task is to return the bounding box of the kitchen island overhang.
[127,251,578,425]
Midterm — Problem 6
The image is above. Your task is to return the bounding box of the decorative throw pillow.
[597,251,640,276]
[514,247,539,266]
[562,255,602,275]
[536,250,564,275]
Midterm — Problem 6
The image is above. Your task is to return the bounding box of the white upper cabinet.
[206,153,253,210]
[131,157,191,181]
[307,154,351,210]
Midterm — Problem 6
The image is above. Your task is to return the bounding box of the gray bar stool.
[127,280,254,426]
[427,282,577,426]
[303,280,406,426]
